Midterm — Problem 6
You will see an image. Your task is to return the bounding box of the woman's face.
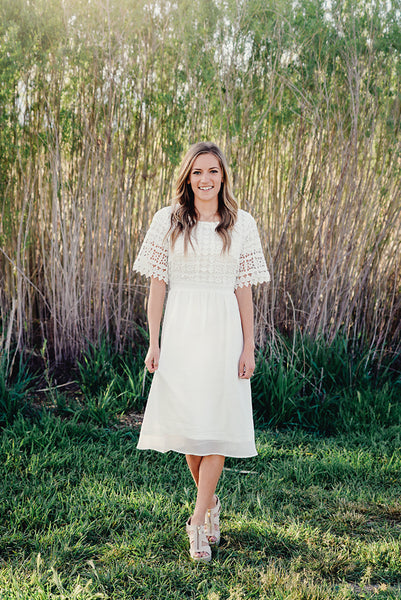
[188,153,223,208]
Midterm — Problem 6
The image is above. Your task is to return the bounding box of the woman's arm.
[234,285,255,379]
[145,277,167,372]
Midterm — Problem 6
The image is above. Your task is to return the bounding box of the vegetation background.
[1,0,400,363]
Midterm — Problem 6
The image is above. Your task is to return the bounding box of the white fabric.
[133,206,270,458]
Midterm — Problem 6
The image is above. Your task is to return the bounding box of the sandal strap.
[195,525,203,553]
[186,520,211,559]
[205,496,221,536]
[209,495,221,516]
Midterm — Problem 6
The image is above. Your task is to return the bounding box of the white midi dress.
[133,206,270,458]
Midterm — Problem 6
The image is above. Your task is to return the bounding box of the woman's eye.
[210,169,218,173]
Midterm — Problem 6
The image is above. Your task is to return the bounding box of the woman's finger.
[239,364,255,379]
[145,355,159,373]
[245,366,254,379]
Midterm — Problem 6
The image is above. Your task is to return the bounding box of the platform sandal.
[186,519,212,562]
[205,495,221,546]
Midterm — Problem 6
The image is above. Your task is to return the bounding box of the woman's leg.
[186,454,202,487]
[185,454,225,557]
[184,454,224,548]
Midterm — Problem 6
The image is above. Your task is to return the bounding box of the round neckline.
[197,220,219,224]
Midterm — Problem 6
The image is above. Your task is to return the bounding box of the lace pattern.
[133,209,170,283]
[133,206,270,289]
[235,214,271,289]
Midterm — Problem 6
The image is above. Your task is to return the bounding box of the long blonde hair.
[169,142,238,252]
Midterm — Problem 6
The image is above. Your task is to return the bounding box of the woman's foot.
[205,495,221,545]
[186,518,212,562]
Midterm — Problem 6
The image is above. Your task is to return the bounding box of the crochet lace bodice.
[133,206,270,290]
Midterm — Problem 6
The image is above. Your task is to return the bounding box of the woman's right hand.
[145,345,160,373]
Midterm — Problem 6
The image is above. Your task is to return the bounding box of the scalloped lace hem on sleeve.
[234,258,271,289]
[234,213,270,289]
[133,208,170,283]
[133,256,169,283]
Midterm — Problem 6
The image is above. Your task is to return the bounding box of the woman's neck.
[195,200,219,222]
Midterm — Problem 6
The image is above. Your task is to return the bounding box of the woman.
[133,141,270,562]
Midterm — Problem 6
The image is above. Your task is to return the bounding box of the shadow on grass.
[220,522,302,562]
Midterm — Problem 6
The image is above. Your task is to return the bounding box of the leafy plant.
[252,333,401,434]
[76,339,149,425]
[77,337,116,398]
[0,353,36,427]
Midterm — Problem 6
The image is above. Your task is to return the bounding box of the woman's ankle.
[207,494,217,510]
[190,513,205,527]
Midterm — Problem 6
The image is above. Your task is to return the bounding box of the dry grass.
[0,0,400,362]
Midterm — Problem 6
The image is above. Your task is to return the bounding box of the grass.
[0,413,400,599]
[0,353,36,427]
[252,334,401,434]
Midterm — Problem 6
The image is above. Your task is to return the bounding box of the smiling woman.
[169,143,238,254]
[133,141,270,562]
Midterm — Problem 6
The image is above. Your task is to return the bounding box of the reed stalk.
[0,0,399,362]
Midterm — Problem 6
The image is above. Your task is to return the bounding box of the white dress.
[133,206,270,458]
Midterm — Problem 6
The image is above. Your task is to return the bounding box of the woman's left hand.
[238,346,255,379]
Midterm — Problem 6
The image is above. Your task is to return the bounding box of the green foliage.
[252,333,401,434]
[45,334,401,435]
[76,338,149,425]
[0,353,36,427]
[77,338,117,398]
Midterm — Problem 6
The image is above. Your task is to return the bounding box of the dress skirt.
[137,282,258,457]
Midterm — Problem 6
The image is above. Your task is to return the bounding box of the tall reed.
[0,0,400,362]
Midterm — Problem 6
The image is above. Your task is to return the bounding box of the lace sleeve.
[235,213,270,289]
[133,208,170,283]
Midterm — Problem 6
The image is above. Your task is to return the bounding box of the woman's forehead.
[192,153,221,170]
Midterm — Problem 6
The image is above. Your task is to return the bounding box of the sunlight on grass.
[0,415,400,599]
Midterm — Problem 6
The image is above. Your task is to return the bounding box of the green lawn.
[0,414,400,599]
